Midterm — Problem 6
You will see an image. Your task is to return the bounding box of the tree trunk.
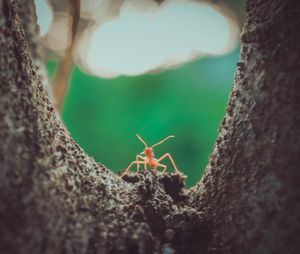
[0,0,299,253]
[189,0,300,253]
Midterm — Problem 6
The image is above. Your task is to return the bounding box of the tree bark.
[0,0,299,254]
[14,0,51,93]
[189,0,300,253]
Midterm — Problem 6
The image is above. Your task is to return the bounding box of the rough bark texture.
[14,0,51,93]
[189,0,300,253]
[0,0,299,254]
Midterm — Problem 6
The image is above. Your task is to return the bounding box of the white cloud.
[77,0,239,78]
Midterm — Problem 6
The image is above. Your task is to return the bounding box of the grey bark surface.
[0,0,299,254]
[14,0,51,94]
[189,0,300,253]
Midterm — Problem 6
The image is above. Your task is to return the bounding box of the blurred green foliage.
[47,47,240,187]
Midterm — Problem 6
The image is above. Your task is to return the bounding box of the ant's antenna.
[136,134,148,147]
[151,135,175,149]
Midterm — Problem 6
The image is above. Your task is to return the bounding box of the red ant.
[120,134,185,178]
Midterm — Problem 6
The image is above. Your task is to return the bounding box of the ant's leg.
[136,155,146,173]
[119,161,139,178]
[137,155,146,161]
[136,163,147,175]
[136,156,140,174]
[153,165,160,173]
[158,153,180,173]
[157,163,167,174]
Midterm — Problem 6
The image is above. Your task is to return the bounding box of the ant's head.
[136,134,175,155]
[142,148,153,156]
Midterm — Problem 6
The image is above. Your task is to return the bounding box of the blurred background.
[36,0,245,187]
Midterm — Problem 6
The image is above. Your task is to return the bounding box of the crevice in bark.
[119,171,208,254]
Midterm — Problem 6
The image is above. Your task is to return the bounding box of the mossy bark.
[0,0,299,253]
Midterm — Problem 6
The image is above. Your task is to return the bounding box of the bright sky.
[34,0,53,36]
[36,0,239,78]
